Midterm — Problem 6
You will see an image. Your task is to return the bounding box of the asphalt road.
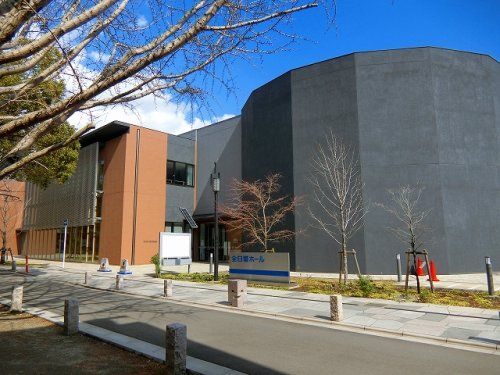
[1,271,498,375]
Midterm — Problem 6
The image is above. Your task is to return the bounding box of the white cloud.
[68,94,235,135]
[88,50,110,63]
[63,46,235,135]
[136,15,148,28]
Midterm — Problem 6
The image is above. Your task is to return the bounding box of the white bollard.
[116,275,124,290]
[10,285,23,312]
[64,298,79,335]
[330,294,343,322]
[164,279,173,297]
[165,323,187,375]
[118,259,132,275]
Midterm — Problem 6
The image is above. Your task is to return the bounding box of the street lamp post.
[211,163,220,281]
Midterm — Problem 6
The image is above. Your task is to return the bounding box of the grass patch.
[3,260,48,269]
[160,272,230,283]
[160,271,500,309]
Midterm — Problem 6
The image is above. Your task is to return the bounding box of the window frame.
[166,160,195,187]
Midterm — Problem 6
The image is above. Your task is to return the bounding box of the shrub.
[151,254,161,278]
[357,275,375,297]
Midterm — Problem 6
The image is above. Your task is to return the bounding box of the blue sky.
[213,0,500,117]
[70,1,499,133]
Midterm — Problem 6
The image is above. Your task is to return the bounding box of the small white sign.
[159,232,191,259]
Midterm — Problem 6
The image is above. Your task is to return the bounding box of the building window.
[166,160,194,187]
[97,160,104,191]
[95,193,103,219]
[165,222,188,233]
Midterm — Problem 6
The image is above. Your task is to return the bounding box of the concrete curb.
[0,298,245,375]
[4,269,499,354]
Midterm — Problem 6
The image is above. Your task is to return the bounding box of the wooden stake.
[423,250,434,292]
[405,251,411,291]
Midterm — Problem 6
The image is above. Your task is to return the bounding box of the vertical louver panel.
[23,143,99,229]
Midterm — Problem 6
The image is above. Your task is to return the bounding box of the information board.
[159,232,192,261]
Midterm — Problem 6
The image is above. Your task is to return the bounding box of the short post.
[116,275,123,290]
[11,260,17,272]
[64,298,79,335]
[209,253,214,274]
[164,279,173,297]
[10,285,23,313]
[25,255,29,273]
[165,323,187,375]
[485,256,494,296]
[330,294,343,322]
[228,279,247,307]
[396,254,402,282]
[84,271,91,285]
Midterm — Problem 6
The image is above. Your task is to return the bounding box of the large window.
[167,160,194,187]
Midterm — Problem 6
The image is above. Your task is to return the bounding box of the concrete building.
[16,47,499,273]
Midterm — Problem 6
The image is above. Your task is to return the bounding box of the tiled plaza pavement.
[10,264,500,349]
[13,257,500,292]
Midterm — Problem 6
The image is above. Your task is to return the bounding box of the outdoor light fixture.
[211,163,221,281]
[212,174,220,192]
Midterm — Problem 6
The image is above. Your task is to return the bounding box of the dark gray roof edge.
[291,46,499,75]
[79,120,131,147]
[240,46,498,110]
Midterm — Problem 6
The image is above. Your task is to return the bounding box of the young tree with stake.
[308,131,366,284]
[377,185,431,294]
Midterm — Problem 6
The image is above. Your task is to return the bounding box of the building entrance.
[198,223,228,261]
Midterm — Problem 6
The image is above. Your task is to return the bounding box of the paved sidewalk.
[12,256,500,291]
[7,263,500,350]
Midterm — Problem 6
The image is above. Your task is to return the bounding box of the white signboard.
[159,232,192,266]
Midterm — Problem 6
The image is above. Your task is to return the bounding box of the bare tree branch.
[308,130,367,283]
[0,0,333,179]
[220,173,301,251]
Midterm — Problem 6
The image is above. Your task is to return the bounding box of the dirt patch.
[0,305,166,374]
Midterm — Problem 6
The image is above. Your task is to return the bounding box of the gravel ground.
[0,305,166,374]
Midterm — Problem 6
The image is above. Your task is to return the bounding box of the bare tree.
[220,173,300,251]
[0,1,333,179]
[0,179,23,262]
[308,131,366,284]
[377,185,431,293]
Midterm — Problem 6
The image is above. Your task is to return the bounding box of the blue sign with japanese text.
[229,252,290,283]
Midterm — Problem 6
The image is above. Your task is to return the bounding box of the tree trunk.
[342,234,348,285]
[412,248,420,294]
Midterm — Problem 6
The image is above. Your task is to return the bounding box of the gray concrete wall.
[291,54,366,272]
[237,47,499,274]
[166,135,195,222]
[355,48,447,274]
[182,116,241,217]
[241,73,297,267]
[430,49,500,272]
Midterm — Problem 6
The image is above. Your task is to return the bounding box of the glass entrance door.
[199,223,228,261]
